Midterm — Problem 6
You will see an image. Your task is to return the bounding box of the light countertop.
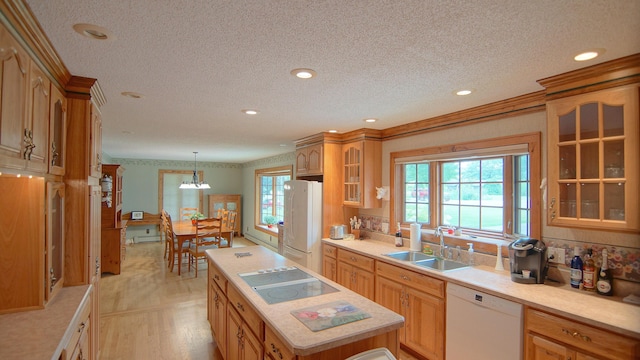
[323,238,640,339]
[0,285,92,360]
[206,245,404,356]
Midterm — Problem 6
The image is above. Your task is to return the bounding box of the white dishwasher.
[446,283,523,360]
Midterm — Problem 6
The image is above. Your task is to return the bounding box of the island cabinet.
[227,284,264,360]
[101,164,125,275]
[342,138,381,209]
[525,307,639,360]
[336,248,375,300]
[321,244,337,281]
[296,142,323,177]
[375,261,445,360]
[208,262,227,358]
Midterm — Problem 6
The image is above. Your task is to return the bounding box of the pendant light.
[179,152,210,189]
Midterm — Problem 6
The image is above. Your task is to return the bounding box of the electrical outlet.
[548,247,566,264]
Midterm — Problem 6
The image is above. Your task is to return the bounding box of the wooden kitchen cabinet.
[265,326,296,360]
[336,249,375,300]
[208,194,242,235]
[0,24,29,171]
[208,261,228,359]
[25,59,50,173]
[101,164,125,275]
[376,261,445,360]
[296,142,323,177]
[228,284,264,360]
[61,290,92,360]
[322,244,337,281]
[48,85,67,175]
[342,139,381,208]
[545,84,639,232]
[46,181,65,303]
[525,307,639,360]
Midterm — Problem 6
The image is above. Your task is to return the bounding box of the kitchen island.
[205,245,404,359]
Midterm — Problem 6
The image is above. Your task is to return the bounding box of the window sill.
[255,225,278,237]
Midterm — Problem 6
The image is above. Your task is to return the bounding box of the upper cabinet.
[25,59,50,173]
[296,142,323,177]
[342,138,381,208]
[0,25,29,170]
[48,86,67,175]
[538,54,640,233]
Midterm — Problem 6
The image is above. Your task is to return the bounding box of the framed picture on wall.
[131,211,144,220]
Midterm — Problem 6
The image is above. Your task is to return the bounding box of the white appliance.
[283,180,323,273]
[446,283,523,360]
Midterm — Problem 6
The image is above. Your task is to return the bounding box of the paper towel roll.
[410,223,421,251]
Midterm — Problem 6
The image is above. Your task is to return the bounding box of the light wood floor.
[99,240,420,360]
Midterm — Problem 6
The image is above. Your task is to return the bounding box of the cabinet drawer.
[63,298,91,360]
[526,308,639,359]
[209,260,227,293]
[323,244,337,259]
[265,326,295,360]
[338,249,375,272]
[228,285,264,339]
[377,261,444,298]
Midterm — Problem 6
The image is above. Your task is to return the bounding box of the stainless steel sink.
[383,251,434,262]
[415,258,469,271]
[383,251,470,272]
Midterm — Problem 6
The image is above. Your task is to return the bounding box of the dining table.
[172,219,235,275]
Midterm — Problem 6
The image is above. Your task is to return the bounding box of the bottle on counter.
[582,249,596,292]
[596,248,613,296]
[394,223,403,247]
[570,247,583,289]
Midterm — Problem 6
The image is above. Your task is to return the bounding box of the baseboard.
[134,235,162,243]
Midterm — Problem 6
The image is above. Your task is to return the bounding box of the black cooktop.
[239,267,338,304]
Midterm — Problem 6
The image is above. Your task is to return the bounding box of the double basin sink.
[383,251,469,271]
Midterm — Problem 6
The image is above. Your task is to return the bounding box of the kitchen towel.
[291,301,371,332]
[410,223,421,251]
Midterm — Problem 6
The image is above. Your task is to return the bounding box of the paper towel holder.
[376,186,389,200]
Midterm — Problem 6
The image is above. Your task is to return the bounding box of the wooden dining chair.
[179,207,199,221]
[188,218,222,277]
[161,210,170,259]
[164,212,190,275]
[219,210,237,248]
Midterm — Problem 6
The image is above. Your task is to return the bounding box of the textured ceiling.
[25,0,640,162]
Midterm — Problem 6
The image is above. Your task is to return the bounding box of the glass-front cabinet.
[547,85,639,231]
[46,182,65,301]
[342,139,381,208]
[208,194,242,235]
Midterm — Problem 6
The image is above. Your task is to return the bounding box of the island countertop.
[206,245,403,356]
[323,238,640,340]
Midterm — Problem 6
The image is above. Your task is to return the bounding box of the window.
[392,133,541,239]
[255,166,292,228]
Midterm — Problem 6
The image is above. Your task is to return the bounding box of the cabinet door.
[526,334,575,360]
[295,149,309,175]
[375,276,405,342]
[212,284,227,358]
[404,286,444,360]
[46,181,65,302]
[90,104,102,178]
[25,60,49,172]
[343,141,363,206]
[228,306,242,360]
[242,322,263,360]
[337,262,354,291]
[0,27,29,170]
[48,86,67,175]
[547,85,639,231]
[306,143,323,175]
[322,255,337,282]
[353,268,375,300]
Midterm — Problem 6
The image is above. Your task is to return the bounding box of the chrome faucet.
[434,225,456,258]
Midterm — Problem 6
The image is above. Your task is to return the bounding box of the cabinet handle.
[214,274,220,281]
[78,321,86,333]
[271,343,283,359]
[23,129,36,160]
[236,302,244,312]
[51,141,59,166]
[350,256,357,262]
[400,274,410,281]
[561,328,591,342]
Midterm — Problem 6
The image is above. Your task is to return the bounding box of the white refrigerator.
[283,180,323,274]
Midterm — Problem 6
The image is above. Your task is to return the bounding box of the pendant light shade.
[180,152,211,189]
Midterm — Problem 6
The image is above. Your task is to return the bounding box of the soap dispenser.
[467,243,475,266]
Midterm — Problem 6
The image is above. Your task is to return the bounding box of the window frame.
[254,165,292,234]
[390,133,541,240]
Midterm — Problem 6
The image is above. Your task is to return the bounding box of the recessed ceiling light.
[328,129,338,133]
[364,118,377,123]
[574,49,605,62]
[73,23,115,40]
[242,109,259,115]
[121,91,144,99]
[456,89,473,96]
[291,68,317,79]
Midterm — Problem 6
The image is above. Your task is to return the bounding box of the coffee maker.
[508,238,548,284]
